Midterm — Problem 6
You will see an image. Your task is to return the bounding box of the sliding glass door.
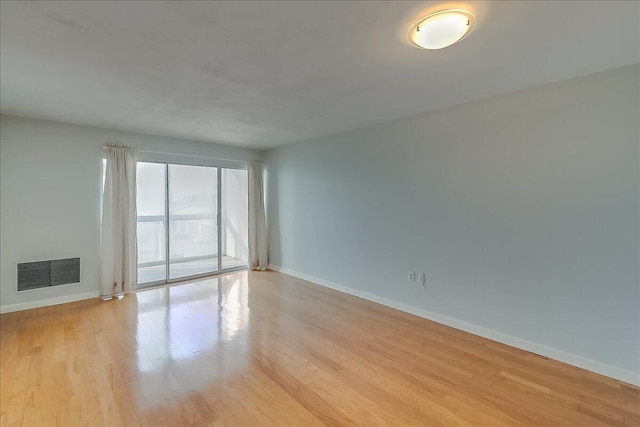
[136,162,248,287]
[221,169,249,270]
[168,165,218,280]
[137,163,167,284]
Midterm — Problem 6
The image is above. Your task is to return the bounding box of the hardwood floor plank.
[1,270,638,426]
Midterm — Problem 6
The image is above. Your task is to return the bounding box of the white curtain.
[248,161,268,270]
[101,145,138,298]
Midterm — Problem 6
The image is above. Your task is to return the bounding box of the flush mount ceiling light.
[408,9,476,50]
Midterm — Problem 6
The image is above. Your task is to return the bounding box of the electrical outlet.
[408,272,415,282]
[418,273,426,285]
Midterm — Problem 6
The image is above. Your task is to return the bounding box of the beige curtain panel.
[101,144,138,298]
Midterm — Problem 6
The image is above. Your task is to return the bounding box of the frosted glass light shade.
[409,10,476,50]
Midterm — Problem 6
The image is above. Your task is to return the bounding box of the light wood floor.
[1,271,638,426]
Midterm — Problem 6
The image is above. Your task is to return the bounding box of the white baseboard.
[269,264,640,387]
[0,291,99,314]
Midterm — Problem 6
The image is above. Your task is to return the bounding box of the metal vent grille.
[51,258,80,286]
[17,258,80,291]
[17,261,50,290]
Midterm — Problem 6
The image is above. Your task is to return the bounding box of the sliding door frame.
[217,167,223,275]
[136,160,247,289]
[165,162,171,284]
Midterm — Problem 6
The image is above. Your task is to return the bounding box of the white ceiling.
[1,1,638,149]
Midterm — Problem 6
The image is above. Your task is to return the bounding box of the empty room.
[0,1,638,426]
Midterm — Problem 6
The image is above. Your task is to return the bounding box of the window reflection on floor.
[133,274,250,409]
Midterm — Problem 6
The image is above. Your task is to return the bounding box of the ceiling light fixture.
[408,9,476,50]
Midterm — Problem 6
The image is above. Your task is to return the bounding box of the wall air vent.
[17,258,80,291]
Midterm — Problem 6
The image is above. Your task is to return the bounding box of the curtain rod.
[101,145,256,164]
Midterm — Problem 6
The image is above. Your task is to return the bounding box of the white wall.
[266,65,640,384]
[0,115,260,312]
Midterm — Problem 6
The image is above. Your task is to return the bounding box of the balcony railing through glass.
[137,214,247,285]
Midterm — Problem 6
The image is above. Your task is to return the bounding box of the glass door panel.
[168,165,218,280]
[221,169,249,269]
[137,162,167,285]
